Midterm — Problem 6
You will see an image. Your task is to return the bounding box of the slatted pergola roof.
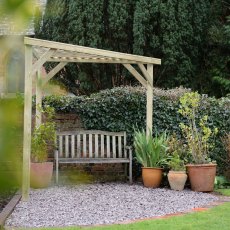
[22,37,161,200]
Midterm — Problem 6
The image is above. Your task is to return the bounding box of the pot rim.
[168,170,186,173]
[186,163,217,167]
[31,161,53,164]
[142,167,163,170]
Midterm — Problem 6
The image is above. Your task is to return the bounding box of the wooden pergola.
[22,37,161,200]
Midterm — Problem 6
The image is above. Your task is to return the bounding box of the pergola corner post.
[146,64,153,136]
[22,45,33,201]
[35,69,42,127]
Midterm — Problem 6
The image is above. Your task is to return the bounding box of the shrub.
[41,86,230,174]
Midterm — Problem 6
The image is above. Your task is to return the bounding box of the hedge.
[42,86,230,175]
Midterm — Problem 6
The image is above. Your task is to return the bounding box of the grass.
[216,188,230,196]
[30,189,230,230]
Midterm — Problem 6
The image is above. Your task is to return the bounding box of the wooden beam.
[138,63,153,87]
[47,57,141,64]
[22,45,33,201]
[42,62,67,86]
[24,37,161,65]
[123,64,147,88]
[35,70,42,127]
[30,49,55,77]
[146,64,153,136]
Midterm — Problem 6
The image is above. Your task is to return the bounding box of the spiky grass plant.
[133,130,169,168]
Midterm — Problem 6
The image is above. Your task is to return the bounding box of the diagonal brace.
[42,62,67,86]
[30,49,56,77]
[123,64,147,88]
[138,63,153,87]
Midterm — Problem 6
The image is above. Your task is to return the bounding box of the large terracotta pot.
[168,171,187,191]
[30,162,53,188]
[186,164,217,192]
[142,167,163,188]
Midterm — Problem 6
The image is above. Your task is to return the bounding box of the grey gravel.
[5,183,218,228]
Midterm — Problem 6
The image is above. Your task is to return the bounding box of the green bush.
[42,86,230,175]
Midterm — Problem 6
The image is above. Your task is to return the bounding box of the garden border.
[0,191,21,228]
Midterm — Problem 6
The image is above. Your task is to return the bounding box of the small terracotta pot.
[142,167,163,188]
[30,162,53,188]
[168,171,187,191]
[186,164,217,192]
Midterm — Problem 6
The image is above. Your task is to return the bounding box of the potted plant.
[178,92,218,192]
[167,135,187,191]
[30,106,56,188]
[134,130,169,188]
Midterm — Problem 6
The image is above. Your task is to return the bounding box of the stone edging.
[0,191,21,228]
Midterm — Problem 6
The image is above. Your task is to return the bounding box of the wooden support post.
[22,45,33,201]
[146,64,153,136]
[35,70,42,127]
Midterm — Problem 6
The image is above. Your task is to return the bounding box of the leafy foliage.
[31,106,56,163]
[41,86,230,173]
[178,92,218,164]
[167,135,187,171]
[133,130,169,168]
[35,0,230,97]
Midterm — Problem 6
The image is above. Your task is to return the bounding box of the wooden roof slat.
[25,37,161,65]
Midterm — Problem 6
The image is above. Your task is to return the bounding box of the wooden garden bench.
[55,130,132,183]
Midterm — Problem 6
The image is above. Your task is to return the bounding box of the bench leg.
[55,150,59,184]
[124,163,127,181]
[129,149,133,184]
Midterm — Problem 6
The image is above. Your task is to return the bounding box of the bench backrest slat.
[118,136,122,158]
[112,136,116,158]
[100,134,104,157]
[59,136,63,157]
[77,134,81,157]
[65,135,69,158]
[95,134,99,158]
[57,130,127,159]
[83,134,87,157]
[106,136,110,158]
[71,135,75,158]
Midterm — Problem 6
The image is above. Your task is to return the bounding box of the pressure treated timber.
[35,70,42,127]
[42,62,67,85]
[55,130,132,183]
[138,63,153,87]
[146,64,153,136]
[22,45,33,201]
[123,64,147,88]
[24,37,161,65]
[22,37,161,199]
[30,49,55,77]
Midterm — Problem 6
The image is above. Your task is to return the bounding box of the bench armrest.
[125,146,133,160]
[125,146,132,150]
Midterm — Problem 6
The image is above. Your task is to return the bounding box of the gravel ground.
[5,183,218,228]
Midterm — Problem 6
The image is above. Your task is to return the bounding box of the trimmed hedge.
[42,86,230,175]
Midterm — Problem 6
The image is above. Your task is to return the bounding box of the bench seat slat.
[58,158,130,164]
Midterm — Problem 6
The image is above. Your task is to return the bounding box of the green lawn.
[31,189,230,230]
[216,189,230,196]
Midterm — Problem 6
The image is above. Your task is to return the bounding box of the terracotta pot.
[186,164,217,192]
[168,171,187,191]
[142,167,163,188]
[30,162,53,188]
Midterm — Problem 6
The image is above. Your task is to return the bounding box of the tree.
[36,0,230,97]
